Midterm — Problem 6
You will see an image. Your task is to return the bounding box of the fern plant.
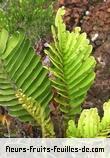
[45,8,96,118]
[0,28,55,137]
[66,100,110,138]
[1,7,109,138]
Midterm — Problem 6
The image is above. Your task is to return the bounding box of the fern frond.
[77,108,100,138]
[0,28,54,137]
[16,89,55,137]
[66,100,110,138]
[45,8,96,116]
[66,120,77,138]
[100,101,110,130]
[98,100,110,137]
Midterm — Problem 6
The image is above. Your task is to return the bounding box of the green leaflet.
[77,108,100,138]
[66,120,77,138]
[0,28,53,134]
[99,100,110,137]
[66,100,110,138]
[0,29,9,56]
[45,7,96,116]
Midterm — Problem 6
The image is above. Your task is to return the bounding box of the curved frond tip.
[66,100,110,138]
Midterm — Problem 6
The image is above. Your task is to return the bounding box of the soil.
[0,107,41,138]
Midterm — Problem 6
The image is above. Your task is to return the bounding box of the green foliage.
[0,28,54,137]
[66,100,110,138]
[0,0,55,44]
[45,8,96,117]
[16,89,55,137]
[1,8,106,138]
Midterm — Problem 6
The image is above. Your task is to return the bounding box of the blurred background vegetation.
[0,0,55,45]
